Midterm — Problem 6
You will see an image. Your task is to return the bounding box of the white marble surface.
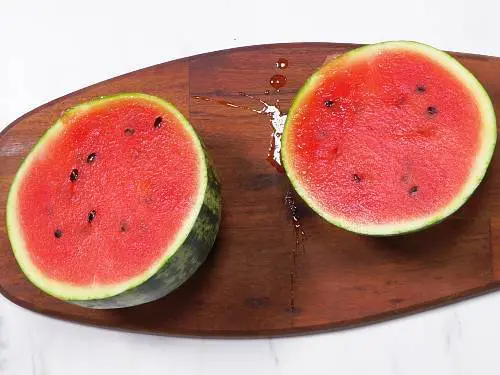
[2,0,500,374]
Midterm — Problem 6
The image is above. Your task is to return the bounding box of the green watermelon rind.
[6,93,221,308]
[281,41,497,236]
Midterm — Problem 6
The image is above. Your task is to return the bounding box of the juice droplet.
[276,58,288,69]
[262,105,287,173]
[285,189,306,249]
[192,95,264,114]
[267,137,285,173]
[238,91,269,106]
[264,89,270,95]
[284,188,306,312]
[270,74,287,90]
[192,92,287,174]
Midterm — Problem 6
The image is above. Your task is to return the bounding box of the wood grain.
[1,43,500,337]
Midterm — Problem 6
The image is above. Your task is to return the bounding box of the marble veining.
[444,311,462,353]
[268,340,280,367]
[0,316,6,373]
[30,349,47,375]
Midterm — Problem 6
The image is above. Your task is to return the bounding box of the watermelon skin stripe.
[72,150,221,309]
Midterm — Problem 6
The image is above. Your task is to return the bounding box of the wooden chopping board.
[1,43,500,337]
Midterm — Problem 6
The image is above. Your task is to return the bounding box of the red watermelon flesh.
[15,97,202,285]
[282,42,496,235]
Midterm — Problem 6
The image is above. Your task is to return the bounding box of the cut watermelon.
[6,93,221,308]
[282,41,497,236]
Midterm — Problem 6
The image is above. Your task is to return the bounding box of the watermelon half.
[6,93,221,308]
[282,41,497,236]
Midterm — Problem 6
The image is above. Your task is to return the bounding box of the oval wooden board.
[1,43,500,337]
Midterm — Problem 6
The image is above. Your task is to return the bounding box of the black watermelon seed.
[324,100,334,108]
[154,116,163,128]
[427,106,438,115]
[416,85,426,93]
[87,152,96,163]
[54,229,62,238]
[120,222,128,232]
[88,210,96,223]
[409,185,418,196]
[70,169,79,182]
[353,174,361,183]
[125,128,135,136]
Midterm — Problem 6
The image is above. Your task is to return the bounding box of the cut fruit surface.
[282,41,497,235]
[6,93,221,308]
